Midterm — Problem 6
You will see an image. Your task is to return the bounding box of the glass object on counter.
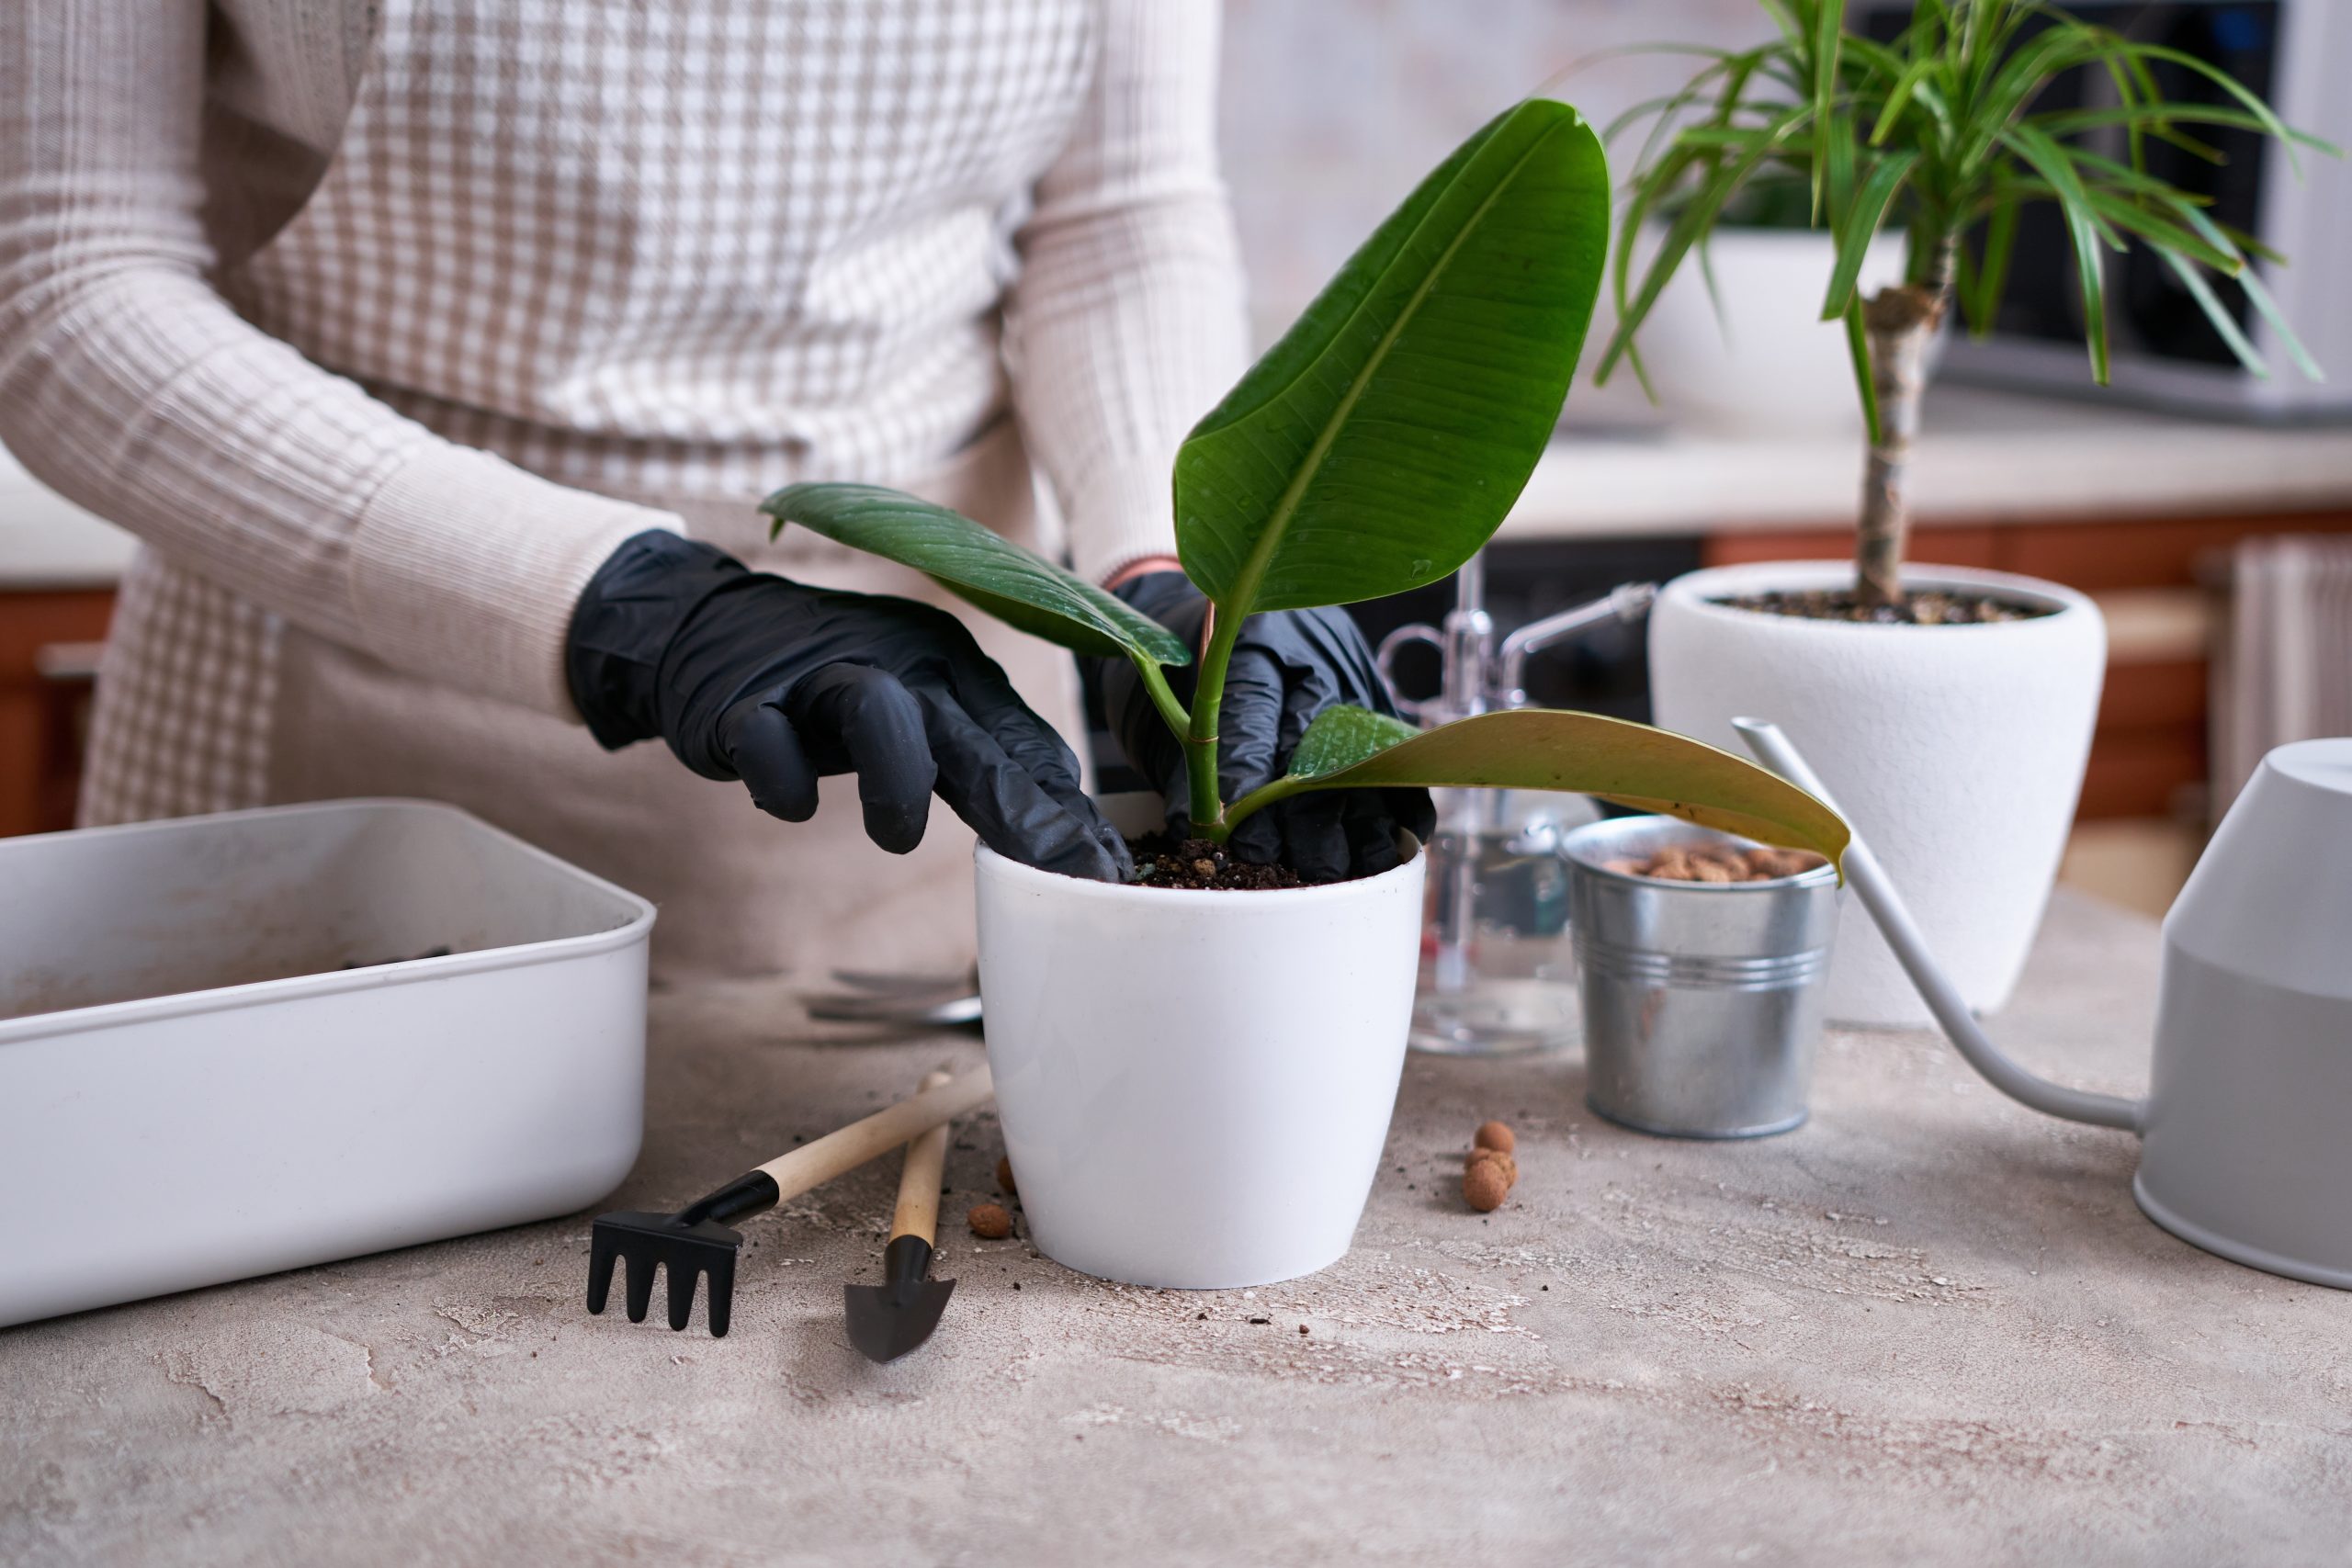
[1375,552,1656,1058]
[1411,787,1598,1056]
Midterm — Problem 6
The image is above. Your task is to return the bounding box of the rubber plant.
[763,99,1849,870]
[1599,0,2334,606]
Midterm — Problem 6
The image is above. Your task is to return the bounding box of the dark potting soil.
[1716,588,2055,626]
[1127,832,1307,892]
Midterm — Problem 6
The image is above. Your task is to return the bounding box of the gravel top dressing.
[1714,588,2056,625]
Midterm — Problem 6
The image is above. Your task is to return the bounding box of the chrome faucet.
[1374,554,1656,1055]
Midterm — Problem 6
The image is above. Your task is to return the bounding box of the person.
[0,1,1424,978]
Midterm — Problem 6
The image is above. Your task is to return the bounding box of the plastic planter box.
[0,799,652,1328]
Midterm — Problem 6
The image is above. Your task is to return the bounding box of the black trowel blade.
[843,1277,956,1363]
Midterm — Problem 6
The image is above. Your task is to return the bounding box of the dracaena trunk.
[1855,282,1949,609]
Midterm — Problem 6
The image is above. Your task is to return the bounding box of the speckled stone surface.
[5,891,2346,1565]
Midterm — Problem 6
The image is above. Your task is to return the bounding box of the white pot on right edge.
[1649,561,2107,1027]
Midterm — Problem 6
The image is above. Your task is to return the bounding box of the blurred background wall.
[1220,0,1770,340]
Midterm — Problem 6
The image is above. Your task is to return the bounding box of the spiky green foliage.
[1599,0,2333,412]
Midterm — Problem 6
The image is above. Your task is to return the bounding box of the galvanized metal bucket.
[1562,817,1842,1139]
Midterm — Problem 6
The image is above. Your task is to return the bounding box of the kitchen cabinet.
[0,589,112,836]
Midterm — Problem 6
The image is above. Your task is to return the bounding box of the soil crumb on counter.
[1716,588,2052,625]
[1127,833,1306,892]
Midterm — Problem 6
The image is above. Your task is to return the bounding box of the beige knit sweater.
[0,0,1248,725]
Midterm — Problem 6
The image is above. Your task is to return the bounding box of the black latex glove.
[1096,570,1434,883]
[568,530,1129,882]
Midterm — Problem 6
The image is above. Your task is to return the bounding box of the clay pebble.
[1463,1161,1509,1213]
[1607,844,1827,884]
[1466,1146,1518,1187]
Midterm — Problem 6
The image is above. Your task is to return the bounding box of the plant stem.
[1134,658,1193,748]
[1220,773,1310,835]
[1182,607,1244,838]
[1854,283,1947,608]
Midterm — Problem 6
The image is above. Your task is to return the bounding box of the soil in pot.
[1717,588,2055,626]
[1127,832,1307,892]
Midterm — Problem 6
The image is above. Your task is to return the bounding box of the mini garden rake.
[587,1065,994,1337]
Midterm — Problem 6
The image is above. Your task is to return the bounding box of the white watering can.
[1737,719,2352,1290]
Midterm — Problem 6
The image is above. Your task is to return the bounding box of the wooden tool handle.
[752,1065,991,1204]
[889,1070,956,1246]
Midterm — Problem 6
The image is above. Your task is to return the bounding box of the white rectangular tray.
[0,799,653,1327]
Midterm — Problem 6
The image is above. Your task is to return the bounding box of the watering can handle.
[1733,718,2146,1134]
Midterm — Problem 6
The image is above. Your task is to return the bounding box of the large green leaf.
[1172,99,1609,615]
[763,483,1190,668]
[1229,705,1850,868]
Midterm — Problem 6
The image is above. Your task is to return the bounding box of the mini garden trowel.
[587,1065,991,1337]
[843,1069,960,1363]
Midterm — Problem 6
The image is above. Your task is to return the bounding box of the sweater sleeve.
[0,0,678,720]
[1001,0,1251,586]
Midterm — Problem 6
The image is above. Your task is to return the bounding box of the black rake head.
[584,1171,780,1337]
[587,1211,743,1335]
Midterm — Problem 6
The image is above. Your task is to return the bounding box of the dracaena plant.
[1600,0,2334,606]
[763,99,1849,871]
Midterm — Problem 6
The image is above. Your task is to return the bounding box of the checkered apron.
[83,0,1101,977]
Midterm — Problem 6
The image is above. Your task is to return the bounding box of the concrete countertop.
[4,889,2345,1563]
[8,390,2350,591]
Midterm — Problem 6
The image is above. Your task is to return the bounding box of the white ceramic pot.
[1649,561,2106,1027]
[974,801,1425,1288]
[1637,228,1912,436]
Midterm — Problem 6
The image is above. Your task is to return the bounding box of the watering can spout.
[1738,723,2352,1290]
[1733,718,2147,1135]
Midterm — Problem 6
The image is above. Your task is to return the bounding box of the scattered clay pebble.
[1474,1120,1516,1154]
[1463,1160,1509,1213]
[995,1156,1017,1196]
[1747,848,1816,879]
[1467,1146,1518,1187]
[967,1202,1013,1239]
[1608,843,1827,884]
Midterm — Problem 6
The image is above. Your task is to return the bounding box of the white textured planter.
[1649,561,2106,1027]
[975,804,1425,1288]
[1639,229,1912,436]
